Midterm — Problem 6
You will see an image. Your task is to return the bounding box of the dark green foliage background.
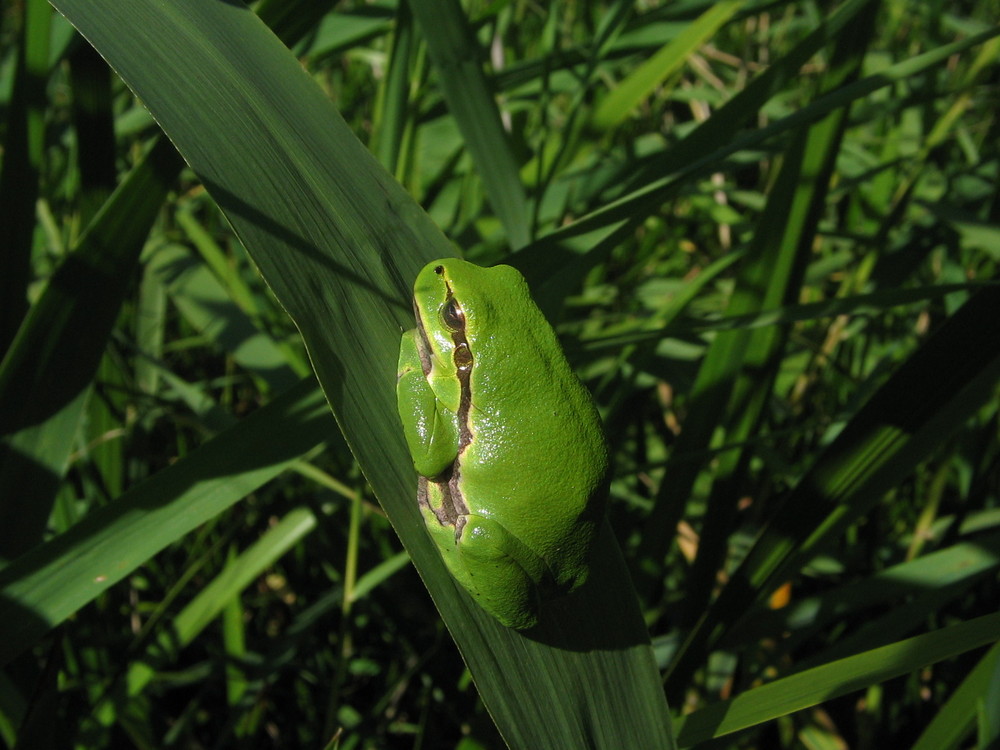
[0,0,998,748]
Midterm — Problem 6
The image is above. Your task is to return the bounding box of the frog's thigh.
[455,515,548,630]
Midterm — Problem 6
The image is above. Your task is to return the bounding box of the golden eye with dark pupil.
[454,342,473,371]
[441,298,465,332]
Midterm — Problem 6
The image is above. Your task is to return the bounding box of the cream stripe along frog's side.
[396,259,610,629]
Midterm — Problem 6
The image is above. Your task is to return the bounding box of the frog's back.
[460,265,609,584]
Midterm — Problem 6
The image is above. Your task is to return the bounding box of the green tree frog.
[396,259,610,629]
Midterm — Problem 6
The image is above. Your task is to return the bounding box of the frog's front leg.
[397,329,460,478]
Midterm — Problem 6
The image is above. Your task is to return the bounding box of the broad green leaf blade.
[409,0,531,249]
[591,1,742,131]
[0,378,333,667]
[39,2,674,747]
[672,612,1000,746]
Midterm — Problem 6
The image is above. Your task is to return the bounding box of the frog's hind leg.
[451,514,549,630]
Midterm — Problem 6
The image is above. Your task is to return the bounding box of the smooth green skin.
[397,259,609,629]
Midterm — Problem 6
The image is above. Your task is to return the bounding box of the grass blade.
[911,640,1000,750]
[667,286,1000,693]
[0,139,184,561]
[0,0,50,350]
[591,1,742,131]
[526,24,1000,279]
[726,530,1000,648]
[0,379,333,667]
[116,508,316,708]
[673,612,1000,746]
[671,0,879,630]
[409,0,531,248]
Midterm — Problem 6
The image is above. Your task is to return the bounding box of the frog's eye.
[441,298,465,332]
